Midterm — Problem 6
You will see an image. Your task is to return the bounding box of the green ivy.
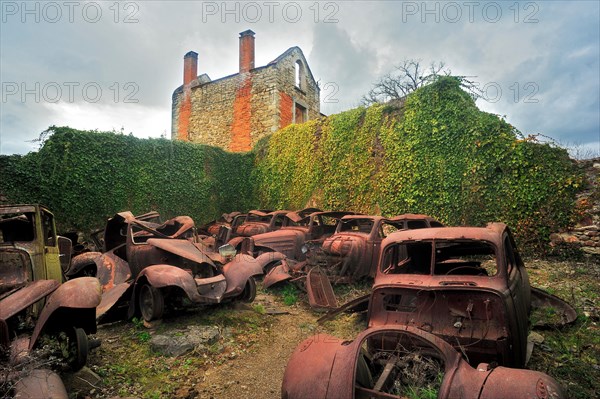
[0,78,583,254]
[252,77,582,254]
[0,127,256,232]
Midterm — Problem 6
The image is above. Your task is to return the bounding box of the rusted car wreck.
[236,210,348,261]
[282,326,565,399]
[285,223,575,397]
[68,211,268,323]
[1,205,101,398]
[369,223,575,367]
[305,214,444,282]
[198,211,246,249]
[264,213,443,309]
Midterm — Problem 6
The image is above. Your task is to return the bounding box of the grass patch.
[526,258,600,399]
[253,303,266,314]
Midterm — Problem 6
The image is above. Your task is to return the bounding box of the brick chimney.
[183,51,198,86]
[239,30,255,73]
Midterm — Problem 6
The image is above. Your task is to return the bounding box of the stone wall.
[172,47,320,152]
[550,158,600,256]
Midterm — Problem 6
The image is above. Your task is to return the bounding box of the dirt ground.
[198,303,316,399]
[65,287,357,399]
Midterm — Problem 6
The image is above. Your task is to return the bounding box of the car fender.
[128,265,203,317]
[531,286,577,327]
[0,280,59,321]
[229,236,254,254]
[254,251,286,272]
[263,260,294,289]
[13,369,68,399]
[65,251,102,278]
[29,277,101,350]
[96,281,133,324]
[222,254,264,297]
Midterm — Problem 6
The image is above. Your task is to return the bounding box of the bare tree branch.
[362,59,482,105]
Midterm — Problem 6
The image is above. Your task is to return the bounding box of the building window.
[295,60,303,89]
[295,103,307,123]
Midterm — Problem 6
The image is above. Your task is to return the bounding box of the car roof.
[339,214,376,221]
[382,223,507,248]
[388,213,440,223]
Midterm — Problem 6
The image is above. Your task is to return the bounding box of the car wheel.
[64,327,88,371]
[238,277,257,303]
[139,284,164,322]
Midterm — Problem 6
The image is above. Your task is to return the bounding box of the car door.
[40,209,63,283]
[504,233,529,365]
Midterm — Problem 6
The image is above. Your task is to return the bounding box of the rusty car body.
[1,277,101,370]
[282,325,565,399]
[306,214,444,281]
[1,204,72,287]
[68,211,267,323]
[0,205,101,375]
[239,210,353,262]
[232,209,290,238]
[198,211,246,249]
[367,223,576,368]
[201,211,243,236]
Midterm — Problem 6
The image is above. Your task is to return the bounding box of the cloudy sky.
[1,1,598,157]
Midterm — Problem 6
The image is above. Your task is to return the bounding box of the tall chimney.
[183,51,198,86]
[239,30,255,73]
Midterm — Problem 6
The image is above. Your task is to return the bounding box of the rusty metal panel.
[12,369,69,399]
[531,287,577,327]
[317,294,370,324]
[235,222,269,237]
[306,268,337,310]
[222,254,263,296]
[139,264,205,302]
[0,280,59,320]
[477,366,566,399]
[96,251,131,291]
[146,238,215,267]
[29,277,101,349]
[368,285,518,366]
[254,251,286,270]
[282,325,566,399]
[0,248,33,295]
[96,281,133,320]
[252,230,305,259]
[263,262,293,288]
[194,274,227,302]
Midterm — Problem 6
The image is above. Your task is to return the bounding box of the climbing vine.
[253,77,582,253]
[0,78,583,254]
[0,127,256,232]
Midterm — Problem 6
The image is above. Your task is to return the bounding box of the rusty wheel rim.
[139,284,164,322]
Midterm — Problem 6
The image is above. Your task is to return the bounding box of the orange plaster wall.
[177,91,191,141]
[229,76,253,152]
[279,91,293,129]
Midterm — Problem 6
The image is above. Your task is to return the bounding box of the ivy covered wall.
[253,77,582,252]
[0,78,582,253]
[0,127,255,232]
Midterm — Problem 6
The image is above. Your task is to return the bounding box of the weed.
[403,384,439,399]
[143,390,162,399]
[253,304,266,314]
[131,317,144,330]
[137,331,151,343]
[282,284,299,306]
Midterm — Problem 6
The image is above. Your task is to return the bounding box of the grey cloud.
[1,1,597,156]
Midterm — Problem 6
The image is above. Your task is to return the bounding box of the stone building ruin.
[171,30,321,152]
